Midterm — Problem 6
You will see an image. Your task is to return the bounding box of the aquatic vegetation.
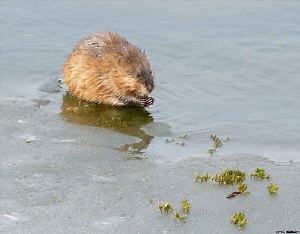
[250,168,270,180]
[268,183,278,194]
[210,134,223,148]
[174,212,186,222]
[156,166,277,228]
[231,212,247,228]
[213,169,246,185]
[195,169,247,199]
[157,202,173,213]
[181,200,190,213]
[208,135,229,156]
[237,183,248,193]
[208,148,216,156]
[195,173,210,182]
[195,169,246,185]
[156,201,189,222]
[226,183,248,198]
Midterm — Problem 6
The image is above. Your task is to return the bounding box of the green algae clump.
[231,212,247,228]
[181,200,190,213]
[268,183,278,194]
[213,169,246,185]
[174,212,186,222]
[195,173,211,183]
[157,202,173,213]
[250,168,270,180]
[208,134,223,156]
[237,183,248,193]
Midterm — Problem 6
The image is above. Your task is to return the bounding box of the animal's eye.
[136,72,142,78]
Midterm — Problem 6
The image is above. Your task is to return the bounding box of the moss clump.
[208,134,222,156]
[211,134,223,148]
[156,201,190,222]
[195,173,210,182]
[208,135,230,156]
[250,168,270,180]
[237,183,248,193]
[195,169,246,186]
[268,183,278,194]
[157,202,173,213]
[181,200,190,213]
[208,148,216,156]
[174,212,186,222]
[213,169,246,185]
[231,212,247,228]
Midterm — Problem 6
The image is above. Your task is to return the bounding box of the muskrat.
[62,32,155,107]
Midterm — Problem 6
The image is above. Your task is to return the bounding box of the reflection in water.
[60,92,154,154]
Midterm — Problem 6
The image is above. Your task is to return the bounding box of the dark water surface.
[1,0,300,162]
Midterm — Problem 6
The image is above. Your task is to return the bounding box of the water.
[1,0,300,162]
[1,2,300,233]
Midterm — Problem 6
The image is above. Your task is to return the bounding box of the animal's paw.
[141,97,154,107]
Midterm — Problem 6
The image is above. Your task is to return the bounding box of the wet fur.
[63,32,154,106]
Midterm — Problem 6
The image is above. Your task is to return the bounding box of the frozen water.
[1,99,299,233]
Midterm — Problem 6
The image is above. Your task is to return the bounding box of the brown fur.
[62,32,154,106]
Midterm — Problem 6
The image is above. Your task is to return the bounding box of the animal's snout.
[147,83,154,93]
[145,77,154,93]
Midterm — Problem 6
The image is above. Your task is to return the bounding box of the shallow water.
[1,0,300,162]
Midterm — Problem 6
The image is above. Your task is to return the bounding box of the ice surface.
[1,99,299,233]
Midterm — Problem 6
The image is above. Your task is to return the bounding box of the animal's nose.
[147,83,154,92]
